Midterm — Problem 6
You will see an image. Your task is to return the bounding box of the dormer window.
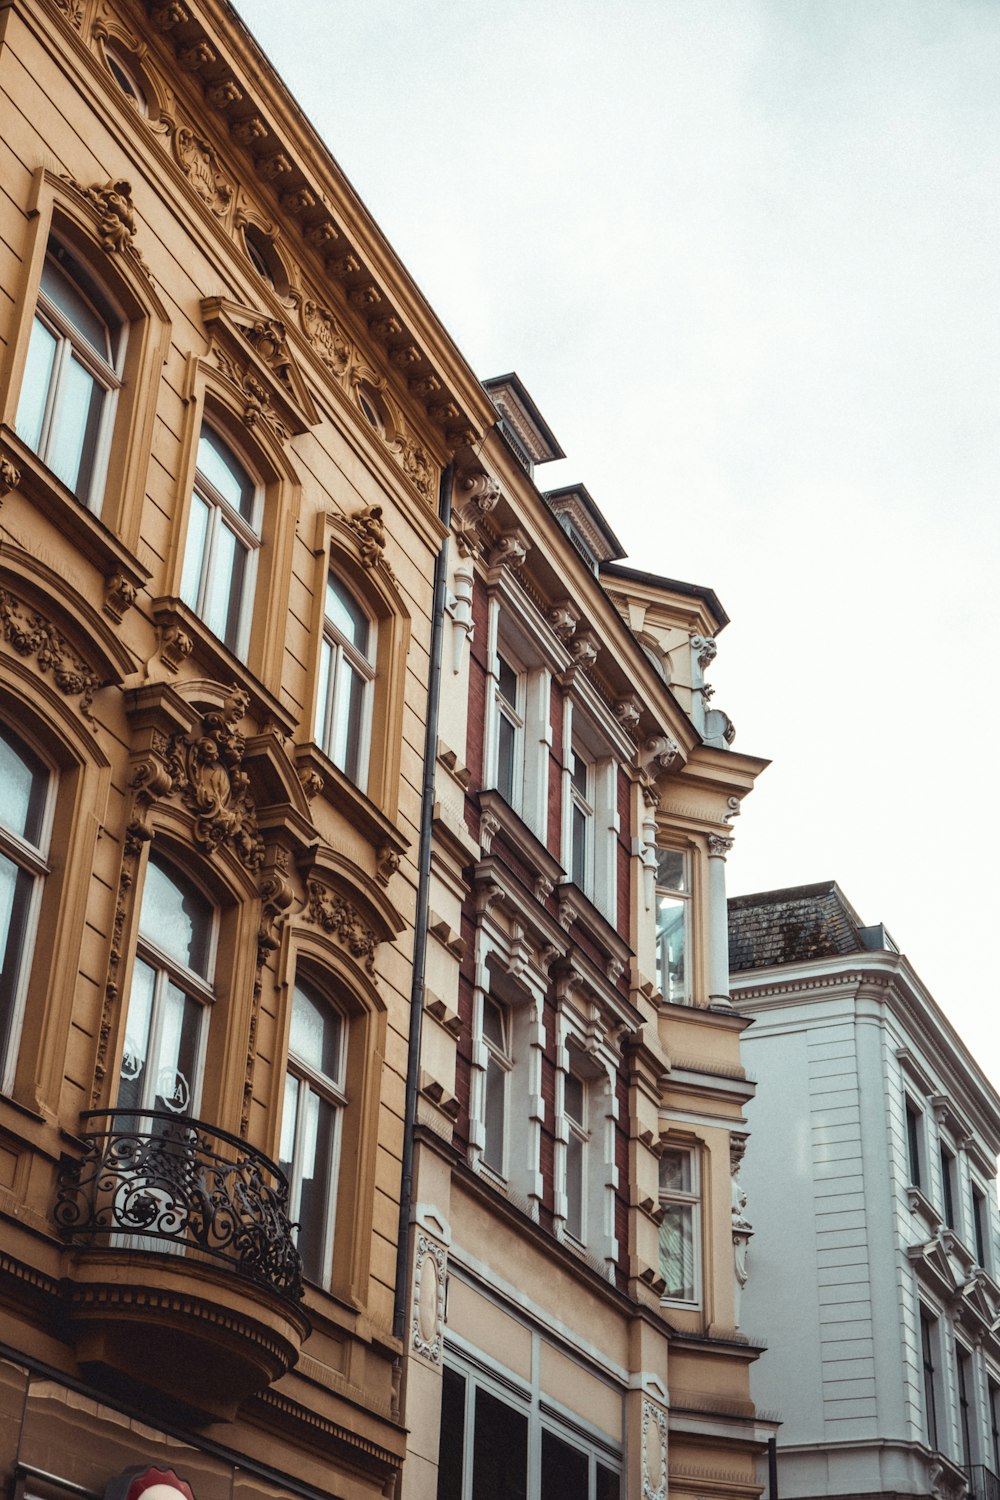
[557,512,599,573]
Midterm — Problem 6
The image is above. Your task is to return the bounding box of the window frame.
[939,1142,957,1230]
[0,724,54,1094]
[15,245,126,513]
[480,992,513,1180]
[179,423,263,659]
[659,1143,702,1306]
[906,1096,925,1191]
[654,846,691,1005]
[562,1063,589,1245]
[920,1307,940,1451]
[493,643,526,813]
[280,976,348,1290]
[314,571,377,791]
[972,1182,990,1269]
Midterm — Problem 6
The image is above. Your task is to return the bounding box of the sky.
[231,1,1000,1091]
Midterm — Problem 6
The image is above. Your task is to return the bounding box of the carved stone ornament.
[0,451,21,498]
[458,471,501,515]
[207,78,242,110]
[569,630,599,670]
[173,126,234,217]
[103,572,137,623]
[179,39,216,70]
[548,601,578,641]
[642,732,681,775]
[376,844,400,886]
[298,297,351,377]
[707,833,735,858]
[165,687,265,871]
[641,1400,668,1500]
[479,809,501,855]
[346,503,388,570]
[489,531,529,571]
[242,318,295,392]
[303,219,337,249]
[52,0,84,28]
[614,696,641,731]
[411,1233,447,1363]
[212,344,289,442]
[396,433,433,500]
[151,1,189,28]
[71,179,139,254]
[230,116,268,148]
[281,186,316,216]
[306,880,379,976]
[691,634,718,670]
[297,765,324,801]
[159,621,193,673]
[0,589,100,722]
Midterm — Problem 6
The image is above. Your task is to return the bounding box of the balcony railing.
[965,1466,1000,1500]
[55,1109,303,1301]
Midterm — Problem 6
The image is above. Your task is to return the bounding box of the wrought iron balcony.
[965,1466,1000,1500]
[55,1109,303,1302]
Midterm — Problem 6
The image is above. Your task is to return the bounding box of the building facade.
[402,375,775,1500]
[0,1,774,1498]
[730,883,1000,1500]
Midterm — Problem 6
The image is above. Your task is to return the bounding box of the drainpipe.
[393,460,454,1342]
[768,1436,778,1500]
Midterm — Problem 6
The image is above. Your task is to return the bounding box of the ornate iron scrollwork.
[55,1109,303,1301]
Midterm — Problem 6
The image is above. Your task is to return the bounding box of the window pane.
[570,747,588,796]
[202,520,242,647]
[180,492,211,610]
[436,1368,466,1500]
[330,657,366,780]
[118,956,156,1111]
[541,1429,588,1500]
[483,1054,506,1173]
[498,653,518,706]
[660,1150,692,1194]
[655,848,687,891]
[141,859,212,977]
[572,803,587,887]
[0,854,35,1064]
[197,428,256,521]
[289,983,341,1081]
[15,316,58,453]
[656,895,686,1001]
[47,355,103,496]
[325,575,369,654]
[314,638,333,744]
[41,254,110,353]
[497,712,516,802]
[295,1087,337,1282]
[153,980,202,1114]
[483,997,506,1051]
[68,353,109,503]
[564,1072,584,1125]
[566,1131,584,1241]
[596,1466,620,1500]
[660,1203,695,1299]
[279,1071,300,1170]
[0,726,48,846]
[473,1389,527,1500]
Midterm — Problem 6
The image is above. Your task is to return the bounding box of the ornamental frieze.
[0,588,100,722]
[172,124,234,217]
[165,688,266,871]
[305,880,378,977]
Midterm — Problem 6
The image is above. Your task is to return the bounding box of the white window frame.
[484,597,552,839]
[281,979,347,1289]
[920,1306,941,1451]
[659,1143,702,1306]
[180,425,262,657]
[118,857,217,1119]
[479,991,513,1180]
[562,1064,589,1245]
[493,643,526,812]
[315,572,377,791]
[971,1180,991,1271]
[0,725,54,1094]
[654,846,691,1004]
[561,699,619,923]
[15,246,125,512]
[568,739,594,893]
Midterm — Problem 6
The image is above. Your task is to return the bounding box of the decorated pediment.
[200,296,319,436]
[301,846,406,985]
[907,1228,976,1301]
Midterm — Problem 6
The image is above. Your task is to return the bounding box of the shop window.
[117,856,215,1118]
[179,425,262,656]
[0,724,51,1092]
[655,848,689,1003]
[315,573,376,789]
[659,1146,700,1303]
[279,979,346,1287]
[15,244,125,511]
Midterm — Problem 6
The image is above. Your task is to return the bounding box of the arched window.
[315,574,376,788]
[180,425,262,656]
[0,725,51,1091]
[15,245,125,510]
[104,42,149,115]
[279,979,346,1286]
[117,856,215,1117]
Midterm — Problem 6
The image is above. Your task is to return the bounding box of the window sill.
[2,425,149,598]
[295,741,409,857]
[906,1185,943,1235]
[477,787,563,891]
[150,598,296,734]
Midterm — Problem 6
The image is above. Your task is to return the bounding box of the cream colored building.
[0,2,773,1498]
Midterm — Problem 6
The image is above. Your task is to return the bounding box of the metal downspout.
[393,460,454,1342]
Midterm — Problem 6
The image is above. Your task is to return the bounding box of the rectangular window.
[563,1069,587,1243]
[569,742,593,892]
[494,649,524,809]
[921,1310,939,1451]
[482,995,511,1177]
[972,1185,989,1268]
[906,1098,923,1189]
[958,1347,974,1466]
[940,1145,956,1228]
[180,426,261,655]
[473,1388,528,1500]
[989,1376,1000,1476]
[659,1146,700,1303]
[655,849,689,1004]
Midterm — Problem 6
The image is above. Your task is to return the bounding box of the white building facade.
[729,882,1000,1500]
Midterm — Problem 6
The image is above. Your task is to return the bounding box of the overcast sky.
[232,0,1000,1092]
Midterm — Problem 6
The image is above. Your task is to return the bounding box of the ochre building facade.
[0,3,773,1499]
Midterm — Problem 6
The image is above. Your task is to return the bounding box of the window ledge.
[906,1185,943,1234]
[295,742,409,856]
[477,787,563,888]
[2,425,149,595]
[150,598,296,734]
